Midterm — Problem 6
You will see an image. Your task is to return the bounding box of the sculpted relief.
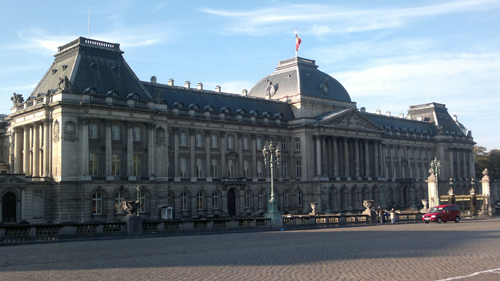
[330,113,372,129]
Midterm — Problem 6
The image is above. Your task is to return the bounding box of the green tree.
[475,146,500,181]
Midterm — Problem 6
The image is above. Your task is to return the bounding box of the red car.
[422,204,461,223]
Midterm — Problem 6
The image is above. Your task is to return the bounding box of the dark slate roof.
[29,37,151,100]
[142,82,296,120]
[248,57,351,103]
[407,103,466,136]
[361,112,437,135]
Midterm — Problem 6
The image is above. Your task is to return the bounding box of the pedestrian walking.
[377,206,384,224]
[390,208,396,224]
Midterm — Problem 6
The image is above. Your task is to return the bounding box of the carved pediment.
[0,175,28,184]
[320,112,380,131]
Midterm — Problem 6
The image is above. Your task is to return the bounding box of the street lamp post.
[262,141,283,227]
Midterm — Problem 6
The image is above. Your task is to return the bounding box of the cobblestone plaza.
[1,219,500,280]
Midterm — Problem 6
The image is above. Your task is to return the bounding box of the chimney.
[242,89,248,96]
[375,109,381,115]
[399,113,404,118]
[453,114,458,122]
[184,81,190,89]
[197,83,203,90]
[386,111,391,117]
[360,107,366,112]
[150,76,157,83]
[168,78,174,86]
[215,85,221,93]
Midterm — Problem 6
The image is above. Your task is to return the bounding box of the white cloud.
[201,0,500,36]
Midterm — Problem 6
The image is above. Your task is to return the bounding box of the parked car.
[422,204,461,223]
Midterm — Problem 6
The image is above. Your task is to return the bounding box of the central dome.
[248,57,351,103]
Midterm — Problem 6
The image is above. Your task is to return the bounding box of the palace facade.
[1,37,475,224]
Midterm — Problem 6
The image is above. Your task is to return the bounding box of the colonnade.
[315,135,384,179]
[80,119,157,177]
[12,119,51,177]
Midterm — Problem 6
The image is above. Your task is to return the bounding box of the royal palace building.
[0,37,475,224]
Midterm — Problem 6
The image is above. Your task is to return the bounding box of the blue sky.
[1,0,499,150]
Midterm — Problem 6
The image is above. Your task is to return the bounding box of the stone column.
[148,123,156,176]
[190,129,196,181]
[462,149,467,179]
[321,136,327,177]
[344,138,349,178]
[390,145,394,179]
[105,120,112,176]
[374,141,379,178]
[205,130,211,179]
[379,143,384,178]
[32,122,40,177]
[397,146,401,178]
[220,132,226,177]
[316,135,322,176]
[364,139,370,178]
[238,133,243,177]
[80,118,90,177]
[42,119,51,177]
[23,124,31,176]
[14,127,23,174]
[251,134,257,181]
[449,148,454,179]
[354,139,360,177]
[333,137,339,178]
[126,121,134,177]
[173,128,180,180]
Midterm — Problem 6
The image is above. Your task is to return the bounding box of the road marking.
[436,268,500,280]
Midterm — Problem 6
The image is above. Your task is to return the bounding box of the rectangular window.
[295,138,301,151]
[196,158,204,177]
[181,192,188,211]
[228,159,235,178]
[281,139,286,151]
[282,161,288,178]
[167,157,171,177]
[111,154,120,176]
[257,161,263,178]
[228,135,234,149]
[243,137,249,150]
[133,155,141,176]
[139,191,146,213]
[133,127,141,141]
[296,161,302,178]
[197,192,203,210]
[180,132,187,146]
[245,191,251,208]
[112,125,120,140]
[196,133,203,147]
[211,159,219,178]
[115,191,125,213]
[212,192,219,209]
[167,131,172,146]
[283,191,289,207]
[92,192,102,215]
[89,153,98,176]
[180,158,187,177]
[256,138,262,150]
[243,160,250,178]
[211,135,218,148]
[90,124,98,139]
[258,191,264,208]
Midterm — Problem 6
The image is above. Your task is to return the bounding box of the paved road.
[2,218,500,281]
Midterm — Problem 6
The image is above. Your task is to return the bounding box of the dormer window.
[189,103,200,110]
[236,109,246,115]
[107,90,119,97]
[274,113,283,119]
[173,102,184,108]
[84,87,98,95]
[220,107,230,113]
[249,110,259,116]
[205,105,214,112]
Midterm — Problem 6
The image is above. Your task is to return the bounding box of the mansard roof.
[248,57,352,103]
[142,81,296,120]
[29,37,151,101]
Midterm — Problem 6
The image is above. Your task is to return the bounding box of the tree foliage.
[475,146,500,180]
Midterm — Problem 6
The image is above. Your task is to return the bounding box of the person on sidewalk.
[390,208,396,224]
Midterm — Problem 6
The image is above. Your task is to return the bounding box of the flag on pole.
[295,30,301,52]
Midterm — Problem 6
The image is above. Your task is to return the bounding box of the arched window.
[167,192,173,207]
[197,192,204,210]
[297,189,303,206]
[211,134,218,148]
[212,192,219,209]
[115,191,125,213]
[92,192,103,215]
[196,133,203,147]
[181,192,188,211]
[139,191,147,213]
